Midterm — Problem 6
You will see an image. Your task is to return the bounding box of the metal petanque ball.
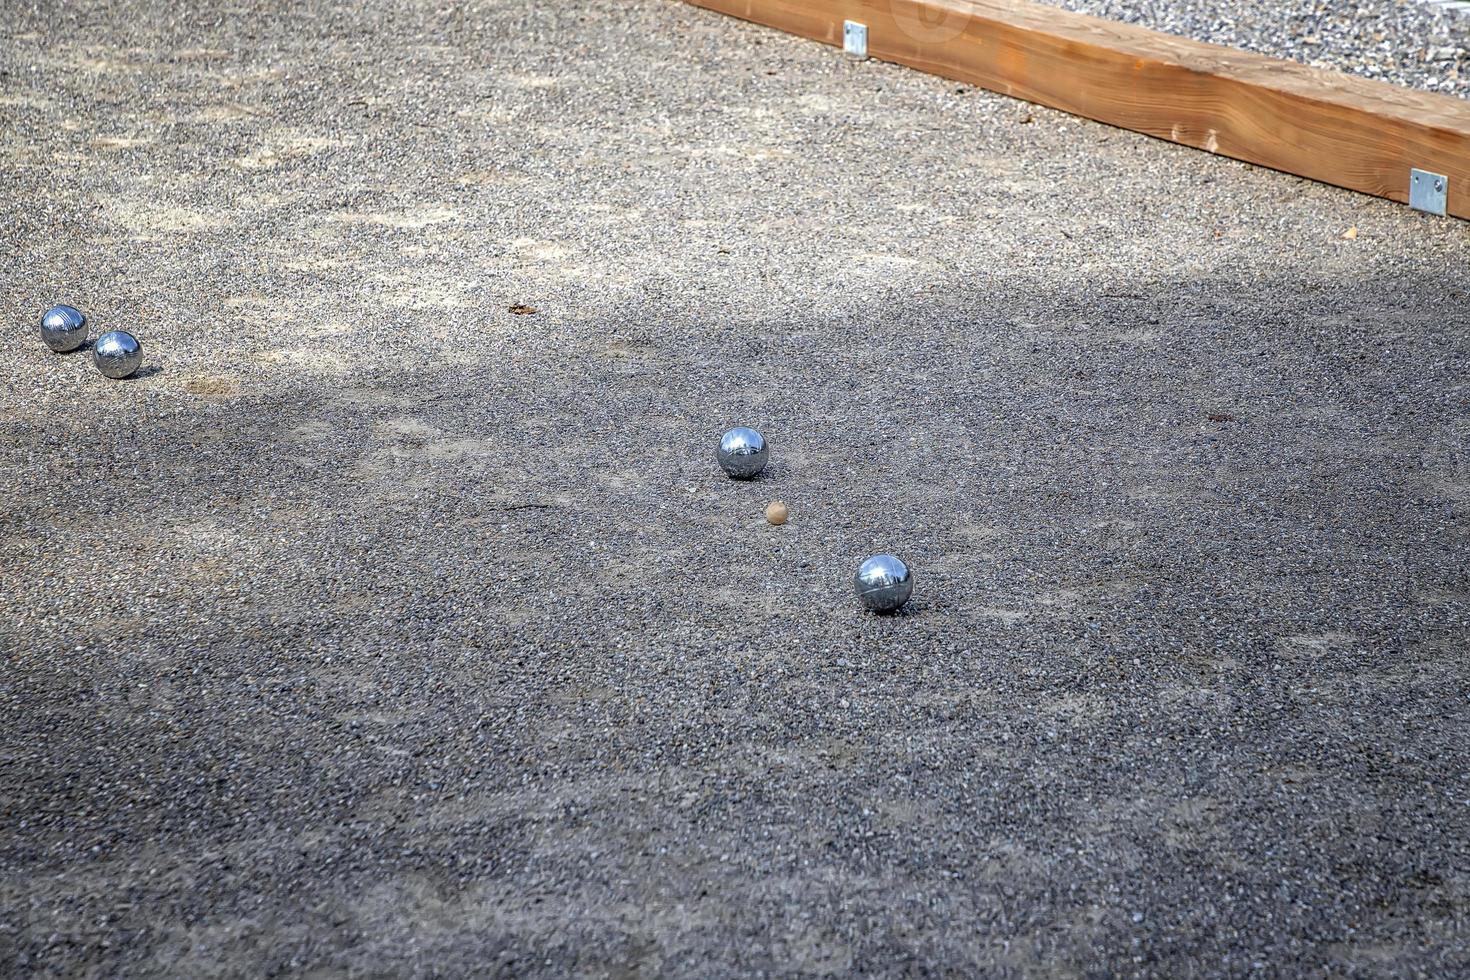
[855,554,914,613]
[717,426,768,479]
[92,330,143,379]
[40,305,88,353]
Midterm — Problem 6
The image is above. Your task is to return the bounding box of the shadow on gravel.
[3,257,1469,977]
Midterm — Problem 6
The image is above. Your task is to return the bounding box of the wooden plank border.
[682,0,1470,220]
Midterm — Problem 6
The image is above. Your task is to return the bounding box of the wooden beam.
[682,0,1470,220]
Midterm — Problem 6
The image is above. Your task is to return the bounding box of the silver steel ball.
[717,426,768,479]
[855,554,914,613]
[40,304,88,353]
[92,330,143,379]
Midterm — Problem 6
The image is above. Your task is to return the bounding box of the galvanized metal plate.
[843,20,868,59]
[1409,168,1448,217]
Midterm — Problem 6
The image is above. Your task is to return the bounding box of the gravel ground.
[3,0,1470,976]
[1042,0,1469,98]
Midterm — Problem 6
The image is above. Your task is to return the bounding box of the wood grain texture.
[683,0,1470,219]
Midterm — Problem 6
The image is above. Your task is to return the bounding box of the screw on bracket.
[1409,168,1448,217]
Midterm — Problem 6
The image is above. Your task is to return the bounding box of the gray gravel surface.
[3,0,1470,976]
[1042,0,1469,98]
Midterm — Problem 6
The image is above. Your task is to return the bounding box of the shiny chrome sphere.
[855,554,913,613]
[92,330,143,379]
[40,305,88,352]
[717,427,768,479]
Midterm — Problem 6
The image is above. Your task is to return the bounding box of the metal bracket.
[843,20,868,59]
[1409,168,1448,217]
